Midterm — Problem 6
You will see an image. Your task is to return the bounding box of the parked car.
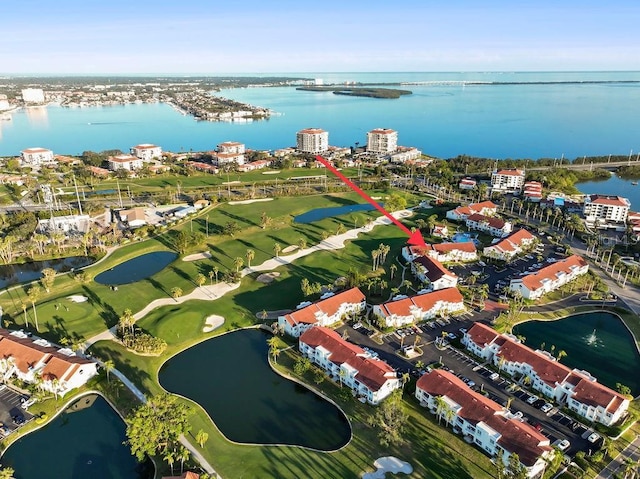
[12,413,25,425]
[489,372,500,381]
[555,439,571,451]
[587,432,601,444]
[526,395,539,405]
[540,403,554,413]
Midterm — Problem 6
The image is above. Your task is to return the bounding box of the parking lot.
[0,386,33,437]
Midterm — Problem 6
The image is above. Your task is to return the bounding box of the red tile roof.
[467,214,506,229]
[22,148,51,154]
[379,288,463,318]
[588,195,629,208]
[298,128,326,134]
[369,128,396,135]
[487,229,535,253]
[283,287,365,327]
[466,323,500,348]
[495,169,525,176]
[413,256,457,282]
[432,242,477,254]
[417,370,551,466]
[519,255,587,292]
[300,327,397,392]
[471,201,498,212]
[568,373,626,412]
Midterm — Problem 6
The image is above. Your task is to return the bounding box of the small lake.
[159,328,351,450]
[94,251,177,285]
[294,203,377,224]
[0,394,152,479]
[0,256,93,289]
[514,311,640,395]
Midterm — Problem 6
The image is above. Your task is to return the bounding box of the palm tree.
[103,359,115,383]
[164,450,176,476]
[338,368,347,388]
[389,263,398,280]
[557,350,567,361]
[434,395,447,424]
[234,256,244,273]
[21,302,28,328]
[177,446,190,474]
[273,242,281,258]
[195,273,206,288]
[27,285,41,332]
[0,466,15,479]
[213,266,219,283]
[171,287,183,300]
[246,249,255,268]
[402,279,412,292]
[298,237,307,250]
[196,429,209,449]
[208,269,215,286]
[270,345,281,363]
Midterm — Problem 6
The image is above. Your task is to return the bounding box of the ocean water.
[1,71,640,159]
[577,174,640,210]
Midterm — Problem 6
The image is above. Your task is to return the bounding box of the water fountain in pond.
[585,329,601,347]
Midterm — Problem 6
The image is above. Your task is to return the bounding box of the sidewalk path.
[595,435,640,479]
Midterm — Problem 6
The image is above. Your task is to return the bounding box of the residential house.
[416,370,553,478]
[432,224,449,238]
[88,166,110,178]
[373,288,465,328]
[462,323,629,426]
[509,255,588,300]
[278,287,366,337]
[466,214,513,238]
[187,161,219,174]
[446,201,498,221]
[20,148,55,167]
[491,169,525,193]
[0,329,98,397]
[483,229,537,261]
[299,327,400,404]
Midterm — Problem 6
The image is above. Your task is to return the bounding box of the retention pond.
[94,251,177,285]
[159,328,351,450]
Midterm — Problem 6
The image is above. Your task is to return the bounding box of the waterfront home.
[107,154,143,172]
[296,128,329,154]
[483,229,537,261]
[403,243,477,264]
[583,195,630,228]
[130,143,162,161]
[299,327,400,404]
[459,178,477,190]
[20,147,55,167]
[409,255,458,291]
[416,369,552,478]
[278,287,366,337]
[509,255,588,300]
[446,201,498,221]
[491,169,525,193]
[0,329,98,397]
[372,288,465,328]
[466,214,513,238]
[462,323,629,426]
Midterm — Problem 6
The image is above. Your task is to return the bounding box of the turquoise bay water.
[1,395,150,479]
[2,72,640,159]
[513,312,640,395]
[577,174,640,211]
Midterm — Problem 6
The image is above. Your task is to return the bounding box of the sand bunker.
[221,180,241,185]
[227,198,274,205]
[281,245,299,254]
[362,457,413,479]
[67,295,88,303]
[182,251,212,262]
[262,170,281,174]
[256,272,280,284]
[203,314,225,333]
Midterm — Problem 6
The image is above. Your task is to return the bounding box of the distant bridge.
[525,158,640,172]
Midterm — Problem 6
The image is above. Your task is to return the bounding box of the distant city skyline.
[2,0,640,74]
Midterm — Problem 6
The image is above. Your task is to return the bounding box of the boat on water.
[632,181,638,186]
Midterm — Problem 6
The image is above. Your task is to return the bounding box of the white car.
[489,372,500,381]
[540,403,553,413]
[526,395,539,405]
[555,439,570,451]
[587,432,601,444]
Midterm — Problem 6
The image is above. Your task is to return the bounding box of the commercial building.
[416,369,553,478]
[20,148,55,167]
[299,327,400,404]
[373,288,465,328]
[296,128,329,154]
[130,144,162,161]
[278,287,366,337]
[509,255,588,300]
[583,195,630,226]
[462,323,629,426]
[491,169,526,193]
[366,128,398,154]
[483,229,537,261]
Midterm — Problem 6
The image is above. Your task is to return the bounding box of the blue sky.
[2,0,639,73]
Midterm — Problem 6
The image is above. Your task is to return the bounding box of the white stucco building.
[299,327,400,404]
[583,195,630,226]
[465,214,513,238]
[483,229,537,261]
[403,243,477,264]
[296,128,329,154]
[462,323,629,426]
[446,201,498,221]
[509,255,589,300]
[107,154,144,171]
[373,288,465,328]
[130,144,162,161]
[408,255,458,291]
[278,287,366,338]
[416,369,553,478]
[491,169,525,193]
[20,148,55,167]
[367,128,398,154]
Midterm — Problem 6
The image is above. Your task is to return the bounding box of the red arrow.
[315,155,426,248]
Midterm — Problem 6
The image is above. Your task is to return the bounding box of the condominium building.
[483,229,537,261]
[465,214,513,238]
[373,288,465,328]
[278,287,366,337]
[459,178,477,190]
[296,128,329,154]
[462,323,629,426]
[491,169,526,193]
[583,195,630,225]
[299,327,401,404]
[416,370,553,478]
[509,255,588,300]
[408,255,458,291]
[523,181,543,202]
[0,329,98,397]
[215,141,246,165]
[217,141,246,154]
[446,201,498,221]
[107,154,143,171]
[389,147,422,163]
[21,88,45,104]
[367,128,398,154]
[403,243,477,264]
[130,144,162,161]
[20,148,55,167]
